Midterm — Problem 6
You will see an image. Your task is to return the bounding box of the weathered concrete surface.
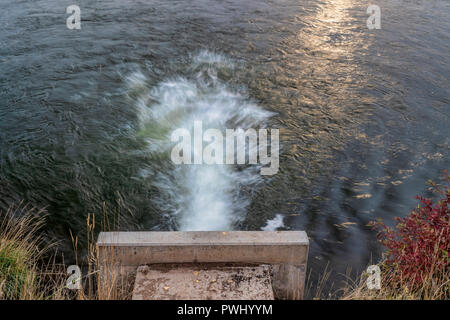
[97,231,308,266]
[97,231,309,299]
[272,264,306,300]
[98,231,308,246]
[132,264,274,300]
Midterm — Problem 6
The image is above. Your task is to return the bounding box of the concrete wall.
[97,231,309,299]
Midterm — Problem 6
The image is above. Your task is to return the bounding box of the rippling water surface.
[0,0,449,296]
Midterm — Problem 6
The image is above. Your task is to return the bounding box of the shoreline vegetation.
[0,174,448,300]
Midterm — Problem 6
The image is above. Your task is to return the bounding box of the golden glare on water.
[297,0,367,60]
[261,0,374,168]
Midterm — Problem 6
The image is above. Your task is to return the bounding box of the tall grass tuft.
[71,199,135,300]
[0,200,133,300]
[0,204,67,299]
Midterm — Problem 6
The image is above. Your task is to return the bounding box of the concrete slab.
[97,231,309,299]
[97,231,308,266]
[98,231,308,246]
[132,264,274,300]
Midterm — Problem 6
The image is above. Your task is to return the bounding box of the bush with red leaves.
[369,171,449,288]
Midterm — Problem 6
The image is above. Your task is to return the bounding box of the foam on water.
[128,51,274,231]
[261,214,285,231]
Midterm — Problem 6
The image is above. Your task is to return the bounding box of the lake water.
[0,0,449,297]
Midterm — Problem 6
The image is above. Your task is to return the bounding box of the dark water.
[1,0,449,297]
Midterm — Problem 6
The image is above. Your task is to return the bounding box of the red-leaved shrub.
[369,172,449,289]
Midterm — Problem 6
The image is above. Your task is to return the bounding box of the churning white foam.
[261,214,285,231]
[129,51,275,231]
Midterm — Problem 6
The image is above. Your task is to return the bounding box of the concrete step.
[132,264,274,300]
[97,231,309,299]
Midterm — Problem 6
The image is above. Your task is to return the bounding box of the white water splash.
[129,51,275,231]
[261,214,285,231]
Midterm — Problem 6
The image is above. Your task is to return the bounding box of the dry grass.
[304,262,333,299]
[304,256,449,300]
[0,204,67,299]
[0,203,134,300]
[73,212,134,300]
[341,261,449,300]
[304,263,359,300]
